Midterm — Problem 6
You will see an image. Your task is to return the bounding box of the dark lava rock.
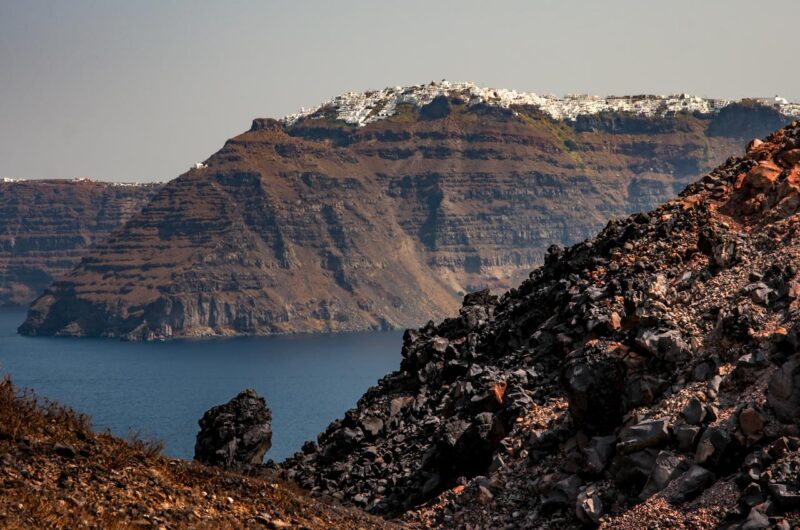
[676,425,702,452]
[614,448,659,492]
[694,427,733,470]
[277,123,800,527]
[617,419,670,455]
[431,412,506,480]
[194,389,272,471]
[767,355,800,423]
[53,443,76,459]
[636,329,691,362]
[561,345,625,434]
[539,474,582,512]
[639,450,690,499]
[582,435,616,474]
[576,485,603,525]
[680,397,707,425]
[664,465,715,504]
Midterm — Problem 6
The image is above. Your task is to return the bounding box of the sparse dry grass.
[0,377,401,529]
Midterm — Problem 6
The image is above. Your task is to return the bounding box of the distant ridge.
[282,80,800,127]
[18,83,798,339]
[0,179,161,306]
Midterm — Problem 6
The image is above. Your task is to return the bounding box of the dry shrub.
[0,376,91,441]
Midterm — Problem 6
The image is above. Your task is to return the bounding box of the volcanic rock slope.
[0,179,160,306]
[20,82,798,339]
[280,122,800,528]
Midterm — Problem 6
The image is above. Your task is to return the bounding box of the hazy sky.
[2,0,799,182]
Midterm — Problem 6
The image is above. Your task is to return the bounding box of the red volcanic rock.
[777,148,800,168]
[746,161,782,189]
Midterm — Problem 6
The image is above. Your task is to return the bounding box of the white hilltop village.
[0,177,154,186]
[281,80,800,128]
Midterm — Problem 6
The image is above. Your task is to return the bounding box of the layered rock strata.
[20,83,799,339]
[0,179,159,306]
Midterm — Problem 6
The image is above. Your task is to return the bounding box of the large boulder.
[561,343,626,434]
[430,412,506,480]
[194,389,272,470]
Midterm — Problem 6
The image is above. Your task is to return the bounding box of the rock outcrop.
[19,82,799,339]
[0,179,160,306]
[195,389,272,471]
[280,121,800,528]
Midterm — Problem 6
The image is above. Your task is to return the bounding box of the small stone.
[746,138,764,153]
[636,329,690,362]
[694,427,731,468]
[582,435,616,474]
[680,398,706,425]
[389,396,413,416]
[739,407,764,436]
[53,443,76,459]
[541,474,582,511]
[639,450,689,499]
[741,507,770,529]
[361,416,384,438]
[664,465,715,504]
[617,419,670,455]
[477,484,494,504]
[576,487,603,525]
[707,375,722,399]
[741,483,764,507]
[768,483,800,509]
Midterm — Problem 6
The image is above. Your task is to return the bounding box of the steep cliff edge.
[280,122,800,528]
[0,179,160,306]
[19,82,799,339]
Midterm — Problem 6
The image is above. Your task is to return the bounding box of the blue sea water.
[0,309,402,462]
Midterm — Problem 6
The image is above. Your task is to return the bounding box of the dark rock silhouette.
[194,389,272,471]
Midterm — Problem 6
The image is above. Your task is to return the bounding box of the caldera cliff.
[0,179,160,307]
[18,82,799,339]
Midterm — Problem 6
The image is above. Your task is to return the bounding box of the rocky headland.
[19,82,799,339]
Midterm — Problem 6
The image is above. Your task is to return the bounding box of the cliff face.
[281,122,800,528]
[0,180,160,306]
[18,84,799,339]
